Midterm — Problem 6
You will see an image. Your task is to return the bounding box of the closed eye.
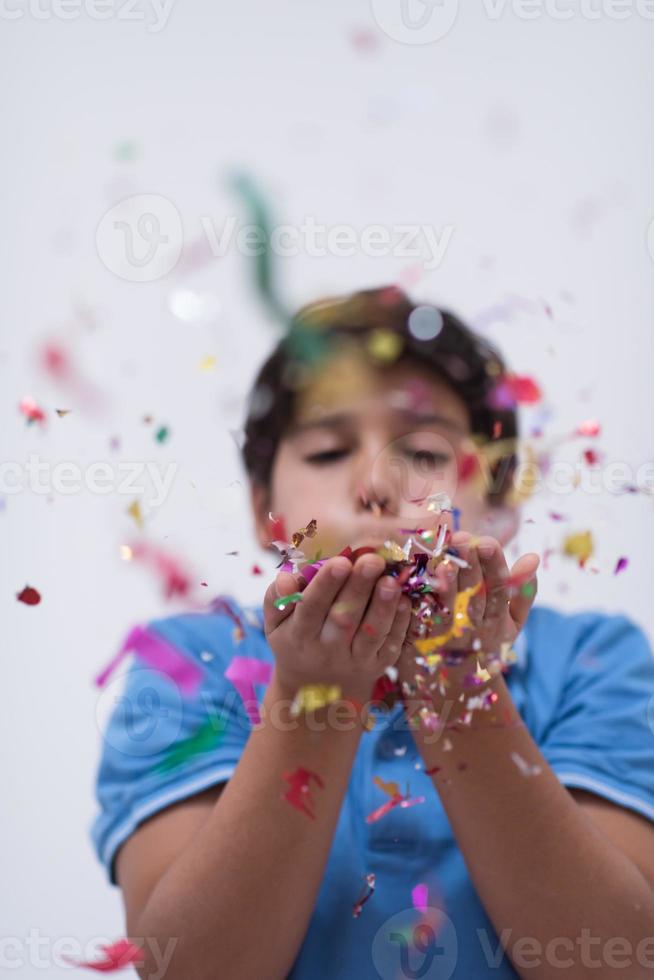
[304,449,451,466]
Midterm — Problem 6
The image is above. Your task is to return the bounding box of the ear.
[480,501,520,546]
[250,480,273,549]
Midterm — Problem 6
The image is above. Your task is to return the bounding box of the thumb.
[507,553,540,632]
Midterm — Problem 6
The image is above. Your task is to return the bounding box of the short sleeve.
[90,600,267,885]
[541,613,654,823]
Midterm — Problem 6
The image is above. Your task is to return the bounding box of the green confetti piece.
[273,592,304,610]
[155,425,170,444]
[153,717,227,775]
[520,581,536,598]
[230,172,290,326]
[114,140,138,162]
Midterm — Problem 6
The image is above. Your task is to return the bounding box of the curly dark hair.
[240,286,518,504]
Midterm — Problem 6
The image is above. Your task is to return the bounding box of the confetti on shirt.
[154,717,227,774]
[225,655,273,726]
[282,767,324,820]
[95,625,205,696]
[412,883,429,913]
[352,873,376,918]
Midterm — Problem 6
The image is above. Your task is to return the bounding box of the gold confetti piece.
[199,355,217,372]
[55,408,71,417]
[474,660,492,683]
[119,544,133,561]
[415,583,482,655]
[563,530,594,567]
[291,684,342,717]
[367,328,403,364]
[127,499,143,529]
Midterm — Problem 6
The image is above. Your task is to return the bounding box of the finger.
[378,595,413,668]
[321,554,386,645]
[435,559,458,628]
[352,574,402,658]
[263,570,307,633]
[507,553,540,631]
[291,556,353,637]
[475,536,511,627]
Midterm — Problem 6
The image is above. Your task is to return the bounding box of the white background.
[1,0,653,974]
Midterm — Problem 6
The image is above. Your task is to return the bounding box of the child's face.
[250,345,518,558]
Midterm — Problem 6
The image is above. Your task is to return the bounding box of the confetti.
[562,530,594,568]
[95,625,205,696]
[16,585,41,606]
[407,306,443,342]
[510,751,542,777]
[155,425,170,444]
[199,355,217,372]
[282,767,324,820]
[154,717,227,774]
[62,938,144,972]
[251,564,264,575]
[225,655,273,726]
[273,592,304,610]
[412,883,429,913]
[231,172,289,325]
[291,684,342,716]
[55,408,71,417]
[19,396,46,425]
[489,374,542,408]
[127,541,193,599]
[614,557,629,576]
[352,873,376,918]
[126,500,143,529]
[576,419,601,437]
[366,776,426,824]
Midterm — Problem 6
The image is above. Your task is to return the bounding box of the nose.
[353,440,401,518]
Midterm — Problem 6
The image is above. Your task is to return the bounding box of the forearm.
[406,674,654,980]
[134,672,364,980]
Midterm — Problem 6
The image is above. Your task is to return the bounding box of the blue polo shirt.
[90,601,654,979]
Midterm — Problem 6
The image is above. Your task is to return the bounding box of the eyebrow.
[286,410,467,438]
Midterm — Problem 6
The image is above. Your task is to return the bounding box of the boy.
[91,287,654,979]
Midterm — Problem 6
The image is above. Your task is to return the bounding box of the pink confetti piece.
[282,766,324,819]
[353,873,376,918]
[225,656,273,725]
[576,419,601,437]
[95,625,205,696]
[412,883,429,914]
[63,939,144,972]
[365,793,426,825]
[614,556,629,576]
